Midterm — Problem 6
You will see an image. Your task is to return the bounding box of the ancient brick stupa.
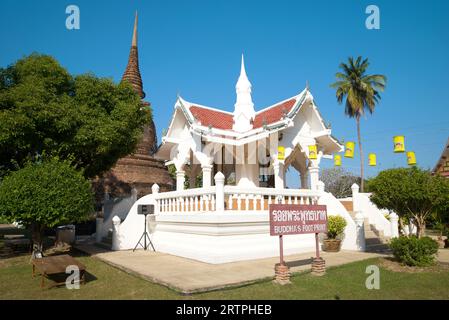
[94,12,174,201]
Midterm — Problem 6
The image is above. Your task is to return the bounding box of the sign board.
[138,204,154,215]
[269,204,328,236]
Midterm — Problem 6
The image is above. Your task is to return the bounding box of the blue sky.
[1,0,449,187]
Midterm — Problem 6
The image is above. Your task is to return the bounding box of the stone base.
[311,257,326,276]
[273,263,291,285]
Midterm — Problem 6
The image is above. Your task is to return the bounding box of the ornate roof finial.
[236,54,252,94]
[233,54,255,133]
[122,11,145,99]
[306,80,310,90]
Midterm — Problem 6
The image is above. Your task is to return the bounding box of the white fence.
[152,173,322,214]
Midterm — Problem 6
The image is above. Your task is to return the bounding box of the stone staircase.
[348,211,390,253]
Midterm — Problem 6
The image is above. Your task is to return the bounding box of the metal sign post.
[279,235,284,266]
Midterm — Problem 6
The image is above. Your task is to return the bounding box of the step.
[365,237,384,245]
[365,243,390,253]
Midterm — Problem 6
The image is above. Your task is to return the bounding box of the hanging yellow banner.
[368,153,376,166]
[407,151,416,165]
[334,154,342,166]
[393,136,405,153]
[277,146,285,160]
[344,141,355,158]
[308,145,317,159]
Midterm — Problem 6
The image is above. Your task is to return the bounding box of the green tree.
[0,158,94,252]
[368,167,449,238]
[330,56,386,192]
[0,54,149,178]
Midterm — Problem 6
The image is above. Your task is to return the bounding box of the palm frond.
[330,56,386,119]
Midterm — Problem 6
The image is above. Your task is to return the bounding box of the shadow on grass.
[40,270,98,289]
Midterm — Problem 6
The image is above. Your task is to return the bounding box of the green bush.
[389,236,439,267]
[0,216,10,224]
[0,157,94,250]
[327,215,347,239]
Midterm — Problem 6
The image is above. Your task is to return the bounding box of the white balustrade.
[150,179,321,214]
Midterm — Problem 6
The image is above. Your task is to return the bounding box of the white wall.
[353,191,392,237]
[113,188,361,263]
[318,191,358,250]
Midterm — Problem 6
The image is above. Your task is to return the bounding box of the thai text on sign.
[269,204,328,236]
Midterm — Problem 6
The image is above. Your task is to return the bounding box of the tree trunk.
[398,217,405,236]
[30,222,44,255]
[414,217,426,238]
[356,116,364,192]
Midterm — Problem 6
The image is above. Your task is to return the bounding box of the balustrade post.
[355,211,366,251]
[214,172,225,212]
[351,183,360,212]
[112,216,121,251]
[390,212,399,238]
[151,184,160,214]
[176,170,185,191]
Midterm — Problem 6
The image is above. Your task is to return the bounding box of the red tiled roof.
[189,106,234,130]
[253,99,296,129]
[188,98,297,131]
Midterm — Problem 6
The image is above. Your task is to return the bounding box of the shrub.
[389,236,439,267]
[0,157,94,252]
[327,215,347,239]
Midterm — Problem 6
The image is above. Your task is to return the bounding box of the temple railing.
[151,172,321,214]
[154,187,217,213]
[223,186,320,211]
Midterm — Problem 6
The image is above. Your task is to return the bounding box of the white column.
[202,164,212,188]
[273,161,284,189]
[308,165,319,191]
[390,212,399,238]
[176,170,185,191]
[354,211,366,251]
[214,172,225,212]
[111,216,121,251]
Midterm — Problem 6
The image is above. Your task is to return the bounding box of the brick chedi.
[93,12,174,201]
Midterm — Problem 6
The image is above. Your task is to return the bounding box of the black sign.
[138,204,154,215]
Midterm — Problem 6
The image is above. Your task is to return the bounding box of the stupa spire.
[122,11,145,99]
[233,54,255,132]
[132,11,138,47]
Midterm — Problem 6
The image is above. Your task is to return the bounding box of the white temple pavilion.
[109,56,396,263]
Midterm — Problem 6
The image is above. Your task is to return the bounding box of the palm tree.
[330,56,386,192]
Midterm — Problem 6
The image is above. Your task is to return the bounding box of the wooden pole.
[279,235,284,265]
[315,233,320,259]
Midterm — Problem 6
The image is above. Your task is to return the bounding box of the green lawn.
[1,251,449,300]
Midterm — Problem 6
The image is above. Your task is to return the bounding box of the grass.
[1,252,449,300]
[1,226,449,300]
